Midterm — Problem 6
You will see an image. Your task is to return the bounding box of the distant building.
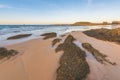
[103,22,108,25]
[112,21,120,25]
[112,21,120,28]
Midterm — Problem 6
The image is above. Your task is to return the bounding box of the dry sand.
[0,31,120,80]
[0,38,62,80]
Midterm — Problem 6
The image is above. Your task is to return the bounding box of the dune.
[0,31,120,80]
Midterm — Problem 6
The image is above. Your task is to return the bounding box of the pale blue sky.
[0,0,120,24]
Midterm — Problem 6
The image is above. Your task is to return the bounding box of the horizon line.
[0,20,120,25]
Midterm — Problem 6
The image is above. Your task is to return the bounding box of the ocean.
[0,25,111,46]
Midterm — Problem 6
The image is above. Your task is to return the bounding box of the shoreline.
[0,31,120,80]
[0,25,112,47]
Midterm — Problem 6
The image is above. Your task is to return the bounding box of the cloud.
[0,4,31,11]
[0,4,12,9]
[87,0,93,7]
[14,7,31,11]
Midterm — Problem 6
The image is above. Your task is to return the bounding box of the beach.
[0,25,107,47]
[0,38,63,80]
[0,30,120,80]
[0,0,120,79]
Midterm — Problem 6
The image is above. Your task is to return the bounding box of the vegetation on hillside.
[55,35,90,80]
[83,28,120,43]
[41,32,57,40]
[82,43,116,65]
[0,47,18,60]
[71,22,110,26]
[7,34,32,40]
[112,21,120,25]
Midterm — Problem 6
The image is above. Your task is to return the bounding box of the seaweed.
[0,47,18,60]
[55,35,90,80]
[83,28,120,43]
[41,32,57,40]
[52,38,62,46]
[82,43,116,65]
[7,34,32,40]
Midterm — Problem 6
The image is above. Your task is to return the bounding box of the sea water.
[0,25,111,47]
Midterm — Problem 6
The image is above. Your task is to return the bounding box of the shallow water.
[74,41,97,61]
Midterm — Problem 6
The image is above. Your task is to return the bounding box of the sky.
[0,0,120,24]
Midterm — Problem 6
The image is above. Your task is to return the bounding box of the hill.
[71,22,110,26]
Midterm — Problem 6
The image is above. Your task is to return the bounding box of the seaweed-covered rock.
[82,43,116,65]
[83,28,120,43]
[41,32,57,40]
[56,35,90,80]
[0,47,18,60]
[7,34,32,40]
[52,38,62,46]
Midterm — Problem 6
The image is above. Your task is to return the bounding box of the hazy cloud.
[87,0,93,7]
[0,4,12,9]
[0,4,31,11]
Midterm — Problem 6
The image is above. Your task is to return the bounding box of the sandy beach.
[0,38,63,80]
[0,0,120,79]
[0,31,120,80]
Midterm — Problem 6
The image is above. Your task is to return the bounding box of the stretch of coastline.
[0,28,120,80]
[0,25,107,47]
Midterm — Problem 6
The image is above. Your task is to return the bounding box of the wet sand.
[72,31,120,80]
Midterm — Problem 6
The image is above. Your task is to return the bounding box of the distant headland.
[71,21,120,26]
[55,21,120,26]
